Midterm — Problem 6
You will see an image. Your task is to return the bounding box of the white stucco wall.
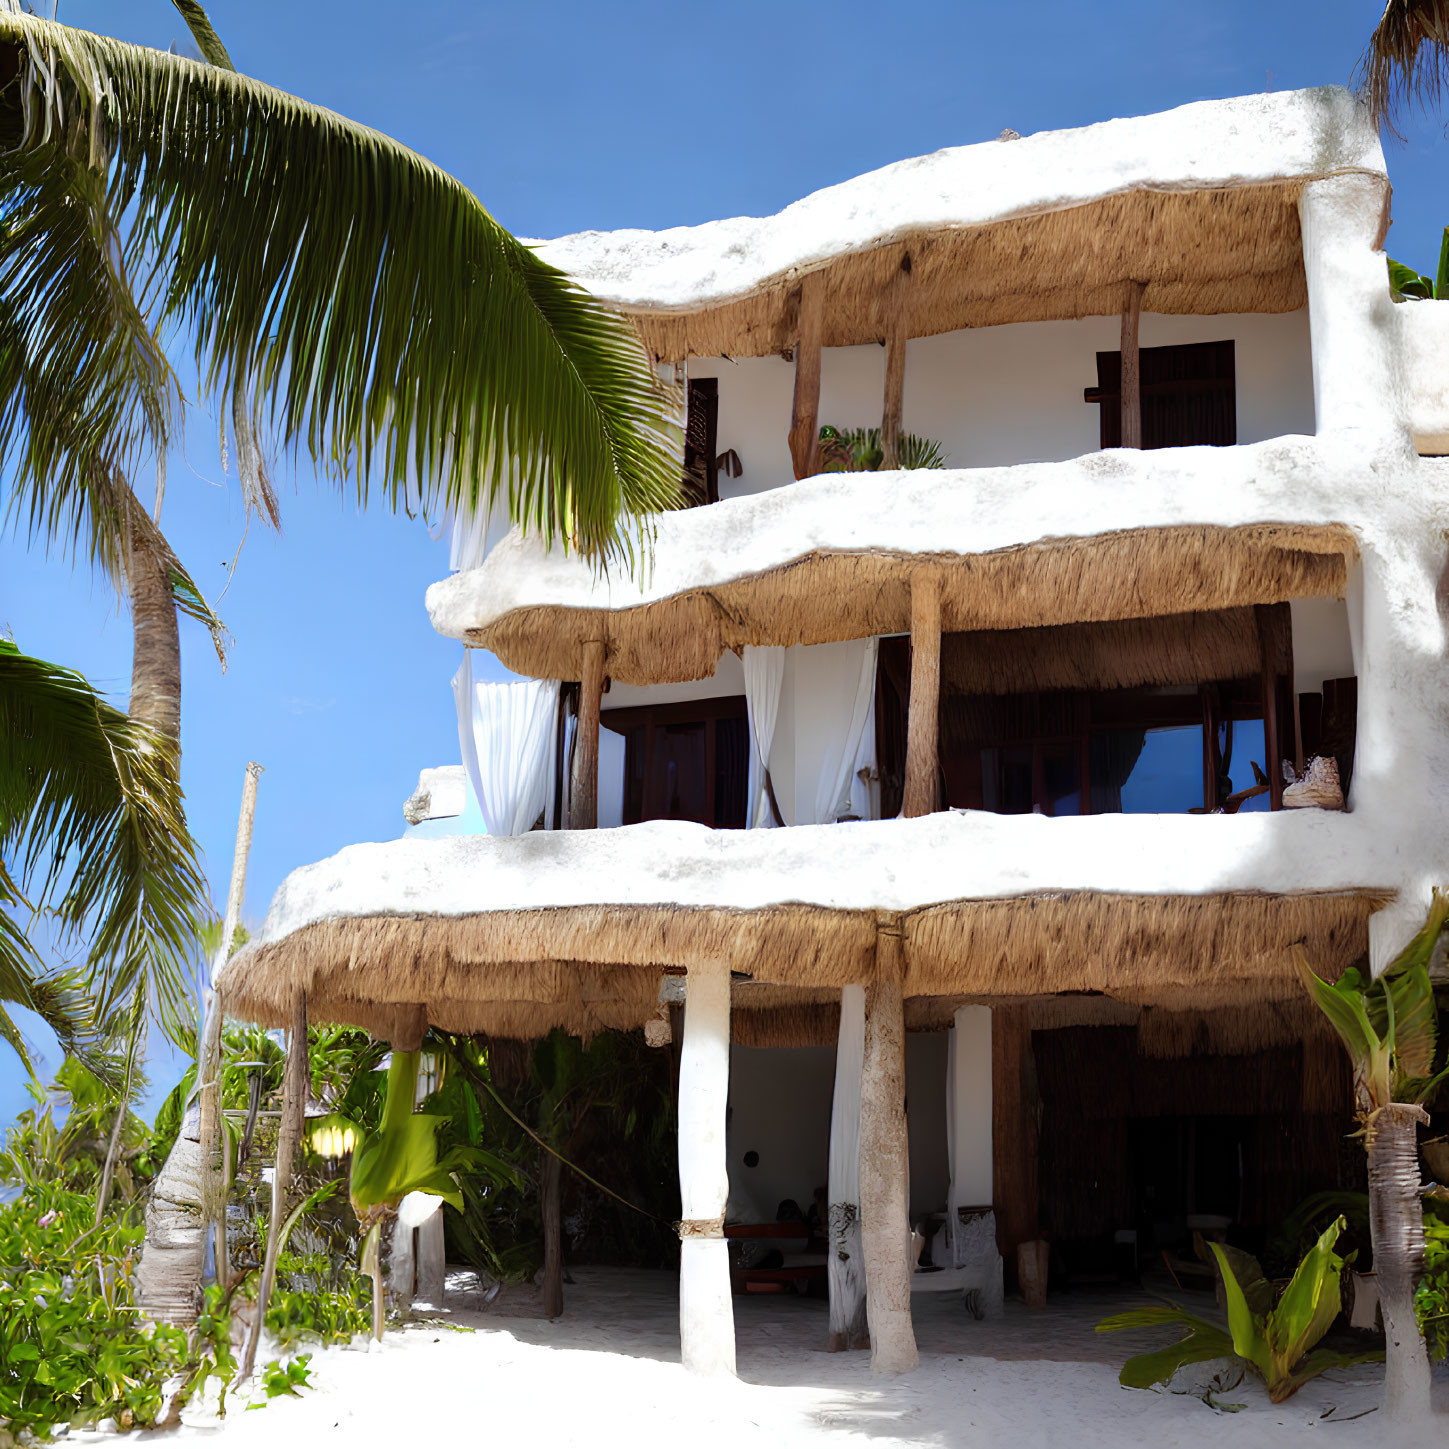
[726,1035,962,1226]
[1289,597,1355,693]
[691,311,1314,501]
[727,1045,834,1219]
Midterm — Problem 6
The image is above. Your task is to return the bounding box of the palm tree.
[1358,1,1449,136]
[1296,893,1449,1421]
[0,638,208,1069]
[1,2,679,1324]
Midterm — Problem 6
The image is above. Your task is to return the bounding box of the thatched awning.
[217,811,1391,1042]
[429,435,1360,685]
[534,90,1384,363]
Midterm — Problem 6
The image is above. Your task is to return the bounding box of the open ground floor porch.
[158,1267,1444,1448]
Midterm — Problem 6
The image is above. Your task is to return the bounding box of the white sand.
[146,1268,1445,1449]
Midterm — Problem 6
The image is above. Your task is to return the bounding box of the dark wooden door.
[1089,339,1236,449]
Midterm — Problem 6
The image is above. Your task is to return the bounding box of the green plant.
[818,424,947,472]
[259,1355,313,1401]
[1098,1217,1382,1403]
[1417,1200,1449,1360]
[264,1280,372,1350]
[0,1182,234,1437]
[1296,891,1449,1416]
[1389,227,1449,299]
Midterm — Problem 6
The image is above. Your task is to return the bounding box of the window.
[1086,339,1236,449]
[682,377,719,507]
[600,696,747,828]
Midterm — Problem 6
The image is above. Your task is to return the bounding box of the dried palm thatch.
[1356,1,1449,139]
[471,522,1356,686]
[623,186,1310,365]
[219,888,1388,1049]
[940,607,1265,697]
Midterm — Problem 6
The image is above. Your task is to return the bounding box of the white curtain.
[743,645,786,828]
[808,637,879,826]
[448,504,493,573]
[452,652,559,837]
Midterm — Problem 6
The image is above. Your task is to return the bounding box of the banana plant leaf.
[348,1050,463,1215]
[1096,1303,1235,1389]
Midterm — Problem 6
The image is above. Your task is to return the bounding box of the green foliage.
[1098,1217,1382,1404]
[818,424,947,472]
[1295,888,1449,1111]
[1417,1200,1449,1360]
[258,1355,313,1401]
[0,10,681,569]
[0,1183,232,1437]
[264,1274,371,1350]
[1389,227,1449,299]
[348,1051,466,1217]
[0,1057,155,1199]
[0,638,209,1051]
[1263,1190,1371,1278]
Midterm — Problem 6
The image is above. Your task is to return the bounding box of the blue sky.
[3,1,1446,1122]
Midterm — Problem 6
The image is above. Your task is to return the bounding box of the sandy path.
[133,1268,1445,1449]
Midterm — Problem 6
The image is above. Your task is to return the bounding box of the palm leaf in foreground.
[0,11,681,566]
[1357,1,1449,137]
[0,639,208,1044]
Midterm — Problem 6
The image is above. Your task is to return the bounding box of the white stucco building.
[221,86,1449,1375]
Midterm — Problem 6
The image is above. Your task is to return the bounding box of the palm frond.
[0,639,209,1042]
[169,0,233,69]
[0,12,681,566]
[1356,1,1449,138]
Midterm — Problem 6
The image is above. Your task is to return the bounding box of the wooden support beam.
[903,568,941,818]
[677,958,734,1376]
[880,254,911,470]
[860,927,917,1374]
[1120,280,1146,449]
[241,991,307,1379]
[1256,602,1299,802]
[569,638,606,830]
[828,984,869,1351]
[991,1005,1040,1267]
[788,274,825,480]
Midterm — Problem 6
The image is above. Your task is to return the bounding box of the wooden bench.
[724,1222,826,1296]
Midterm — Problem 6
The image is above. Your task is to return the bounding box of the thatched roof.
[535,90,1384,363]
[216,812,1390,1042]
[428,435,1358,685]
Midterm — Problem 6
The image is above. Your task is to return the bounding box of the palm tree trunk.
[126,492,204,1322]
[541,1148,564,1319]
[1368,1102,1432,1421]
[127,502,182,739]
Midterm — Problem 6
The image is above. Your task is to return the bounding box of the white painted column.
[827,984,868,1351]
[676,959,735,1376]
[946,1006,994,1239]
[1299,174,1400,441]
[860,930,917,1374]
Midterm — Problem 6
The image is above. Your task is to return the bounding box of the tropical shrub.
[1389,227,1449,299]
[818,424,947,472]
[1417,1201,1449,1361]
[1097,1217,1382,1403]
[0,1183,234,1437]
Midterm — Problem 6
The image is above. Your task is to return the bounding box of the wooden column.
[880,254,911,470]
[569,637,606,830]
[991,1005,1040,1283]
[1256,602,1298,805]
[788,274,825,480]
[241,992,307,1379]
[676,958,734,1375]
[902,568,941,818]
[827,983,869,1351]
[860,926,917,1375]
[1120,280,1146,449]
